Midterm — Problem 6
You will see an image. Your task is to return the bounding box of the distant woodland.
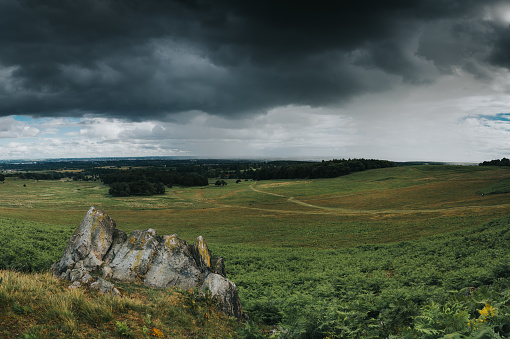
[0,158,396,196]
[479,158,510,166]
[102,169,209,196]
[254,158,396,180]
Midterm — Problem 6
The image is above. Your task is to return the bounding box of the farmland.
[2,164,510,337]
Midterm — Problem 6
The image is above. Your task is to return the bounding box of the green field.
[1,165,509,247]
[2,165,510,337]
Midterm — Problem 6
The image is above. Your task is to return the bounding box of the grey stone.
[51,207,116,277]
[81,273,93,284]
[108,229,159,282]
[201,273,244,319]
[69,261,87,282]
[68,281,81,289]
[192,236,225,277]
[212,257,226,277]
[52,207,244,319]
[102,266,113,279]
[90,277,120,296]
[144,234,201,289]
[104,229,128,264]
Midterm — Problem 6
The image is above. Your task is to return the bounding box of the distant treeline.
[479,158,510,166]
[4,171,99,181]
[102,169,208,196]
[1,159,397,188]
[0,159,259,181]
[254,158,396,180]
[10,172,69,181]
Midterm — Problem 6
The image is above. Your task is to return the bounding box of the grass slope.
[0,165,509,247]
[0,270,239,338]
[218,214,510,337]
[1,165,510,337]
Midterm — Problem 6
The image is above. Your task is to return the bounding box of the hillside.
[1,165,510,337]
[0,269,239,338]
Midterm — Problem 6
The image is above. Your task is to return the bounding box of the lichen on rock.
[108,228,159,282]
[51,206,116,280]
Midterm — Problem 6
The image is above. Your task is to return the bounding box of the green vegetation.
[102,168,209,192]
[108,180,167,197]
[479,157,510,167]
[254,158,396,180]
[479,177,510,195]
[1,164,510,337]
[0,270,238,338]
[0,218,72,271]
[217,215,510,337]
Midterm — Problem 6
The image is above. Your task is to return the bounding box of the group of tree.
[2,170,99,181]
[215,180,227,186]
[0,158,398,188]
[0,158,261,181]
[108,181,166,197]
[102,168,208,196]
[11,172,68,181]
[254,158,396,180]
[479,158,510,166]
[101,169,208,187]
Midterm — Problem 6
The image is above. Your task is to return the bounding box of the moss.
[164,235,180,250]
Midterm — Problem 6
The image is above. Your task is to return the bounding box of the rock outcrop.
[51,207,244,319]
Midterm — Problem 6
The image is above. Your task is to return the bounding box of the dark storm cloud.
[0,0,506,120]
[490,25,510,69]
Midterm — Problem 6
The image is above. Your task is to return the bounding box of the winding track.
[248,182,510,215]
[174,182,510,216]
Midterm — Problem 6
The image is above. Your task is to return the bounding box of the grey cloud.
[490,25,510,68]
[0,0,507,120]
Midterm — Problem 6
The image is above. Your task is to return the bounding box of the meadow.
[2,164,510,337]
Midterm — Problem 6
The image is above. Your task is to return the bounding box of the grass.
[0,165,509,247]
[2,165,510,337]
[0,269,239,338]
[0,218,72,271]
[479,176,510,195]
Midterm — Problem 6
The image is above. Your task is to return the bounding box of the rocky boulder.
[51,207,244,319]
[52,207,116,281]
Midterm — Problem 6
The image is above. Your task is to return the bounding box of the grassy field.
[0,165,509,247]
[2,164,510,337]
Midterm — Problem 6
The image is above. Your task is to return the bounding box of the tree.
[215,180,227,186]
[154,182,166,194]
[109,182,130,196]
[0,174,4,182]
[129,180,155,196]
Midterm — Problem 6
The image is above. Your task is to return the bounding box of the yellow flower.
[468,303,498,330]
[479,302,497,320]
[151,327,164,337]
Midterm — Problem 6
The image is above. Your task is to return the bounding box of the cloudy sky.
[1,0,510,162]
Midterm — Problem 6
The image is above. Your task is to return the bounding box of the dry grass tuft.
[0,269,239,338]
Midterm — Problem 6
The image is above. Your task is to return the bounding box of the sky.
[1,0,510,162]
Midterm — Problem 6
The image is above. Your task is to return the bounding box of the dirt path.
[172,182,510,216]
[248,182,510,215]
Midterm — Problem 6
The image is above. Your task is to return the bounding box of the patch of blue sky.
[12,115,82,136]
[13,115,81,124]
[12,115,32,122]
[476,113,510,122]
